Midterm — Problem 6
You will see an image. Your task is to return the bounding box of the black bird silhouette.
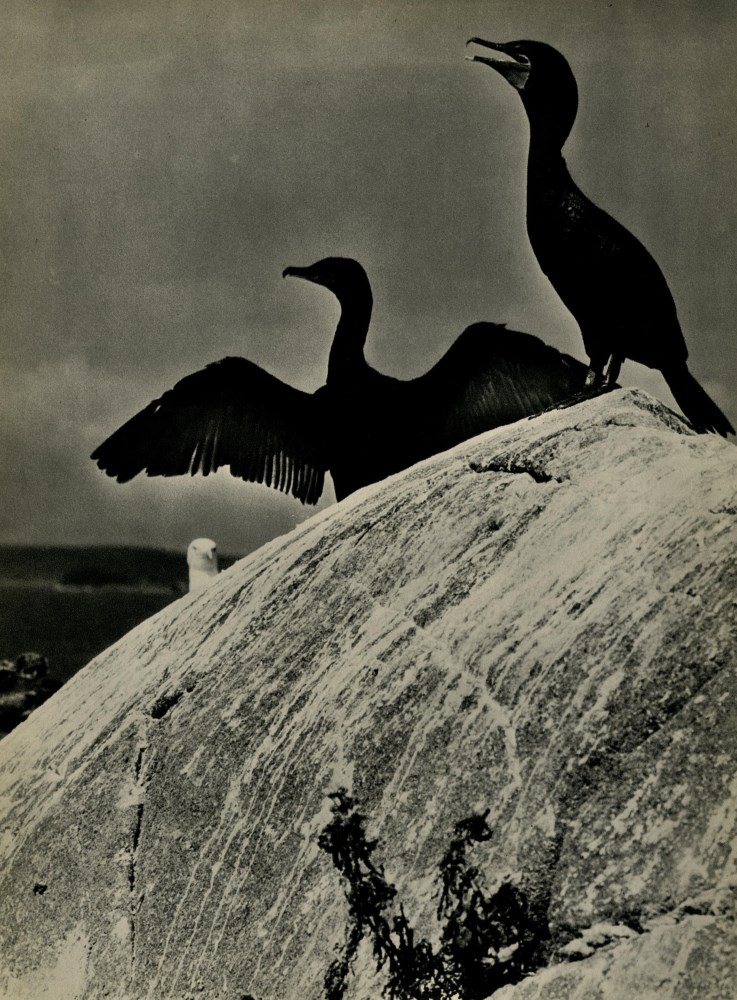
[468,38,734,436]
[91,257,586,503]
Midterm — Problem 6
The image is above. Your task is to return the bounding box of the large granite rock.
[0,388,735,999]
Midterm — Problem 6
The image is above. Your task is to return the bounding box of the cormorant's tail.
[663,364,734,437]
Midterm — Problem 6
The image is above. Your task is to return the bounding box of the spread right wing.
[91,357,328,505]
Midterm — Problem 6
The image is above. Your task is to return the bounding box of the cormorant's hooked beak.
[283,264,321,284]
[466,38,531,91]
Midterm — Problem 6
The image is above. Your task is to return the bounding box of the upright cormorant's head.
[467,39,578,149]
[283,257,372,305]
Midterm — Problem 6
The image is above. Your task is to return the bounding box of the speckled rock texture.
[0,388,735,1000]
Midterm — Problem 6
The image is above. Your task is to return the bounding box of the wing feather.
[91,356,328,504]
[414,323,587,449]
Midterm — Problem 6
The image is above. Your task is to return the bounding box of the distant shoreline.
[0,578,179,595]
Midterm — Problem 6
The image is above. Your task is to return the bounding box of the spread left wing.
[412,323,587,450]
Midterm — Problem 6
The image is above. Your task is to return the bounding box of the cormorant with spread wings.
[92,257,586,503]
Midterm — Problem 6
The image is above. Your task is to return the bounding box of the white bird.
[187,538,219,593]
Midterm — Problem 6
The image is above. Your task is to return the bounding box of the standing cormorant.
[468,38,734,436]
[91,257,586,503]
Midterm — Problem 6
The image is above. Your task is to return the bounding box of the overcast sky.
[1,0,735,555]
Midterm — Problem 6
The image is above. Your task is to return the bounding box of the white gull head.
[187,538,219,593]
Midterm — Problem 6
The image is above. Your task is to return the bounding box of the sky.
[1,0,735,556]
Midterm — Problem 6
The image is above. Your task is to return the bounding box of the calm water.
[0,584,179,683]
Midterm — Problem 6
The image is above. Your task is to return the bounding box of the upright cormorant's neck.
[526,128,570,186]
[520,82,577,179]
[327,280,373,383]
